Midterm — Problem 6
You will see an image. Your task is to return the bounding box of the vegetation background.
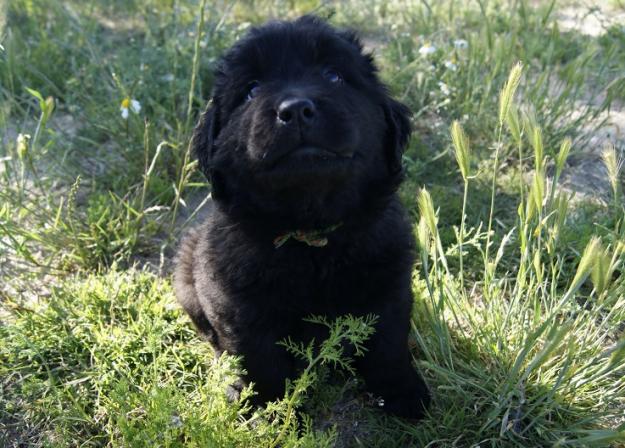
[1,0,625,446]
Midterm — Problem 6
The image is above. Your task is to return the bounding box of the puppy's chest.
[221,242,371,308]
[259,248,354,293]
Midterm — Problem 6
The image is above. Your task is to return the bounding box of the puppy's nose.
[276,97,315,125]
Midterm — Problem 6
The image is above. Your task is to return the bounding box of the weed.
[1,1,625,446]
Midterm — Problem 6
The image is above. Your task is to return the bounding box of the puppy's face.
[193,16,411,223]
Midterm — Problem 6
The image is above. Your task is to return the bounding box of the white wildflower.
[120,98,141,119]
[439,82,451,96]
[444,60,457,71]
[454,39,469,49]
[418,43,437,56]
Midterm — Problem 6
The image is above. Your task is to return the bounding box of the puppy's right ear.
[192,101,226,199]
[383,98,412,175]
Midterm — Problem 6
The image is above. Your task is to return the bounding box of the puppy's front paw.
[371,373,431,420]
[225,378,245,402]
[380,388,430,421]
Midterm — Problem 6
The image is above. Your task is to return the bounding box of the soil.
[555,1,625,203]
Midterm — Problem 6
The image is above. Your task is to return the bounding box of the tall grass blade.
[499,62,523,126]
[451,120,471,181]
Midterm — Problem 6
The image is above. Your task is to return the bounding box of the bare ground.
[555,0,625,203]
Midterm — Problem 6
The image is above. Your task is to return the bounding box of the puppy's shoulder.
[376,197,414,240]
[357,197,416,259]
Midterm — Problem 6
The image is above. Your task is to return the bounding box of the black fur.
[174,16,430,419]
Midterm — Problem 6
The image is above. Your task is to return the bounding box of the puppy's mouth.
[291,145,352,159]
[270,145,354,167]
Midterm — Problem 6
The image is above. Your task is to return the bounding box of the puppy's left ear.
[192,101,219,177]
[383,98,412,174]
[192,100,228,200]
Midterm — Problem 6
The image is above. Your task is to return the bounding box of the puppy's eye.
[323,69,343,84]
[246,81,261,100]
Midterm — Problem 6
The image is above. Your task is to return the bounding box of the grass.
[1,0,625,446]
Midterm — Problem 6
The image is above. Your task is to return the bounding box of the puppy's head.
[193,16,411,226]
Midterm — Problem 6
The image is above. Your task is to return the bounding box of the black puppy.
[174,16,430,419]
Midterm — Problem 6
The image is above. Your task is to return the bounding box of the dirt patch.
[556,1,625,37]
[1,112,79,150]
[560,104,625,204]
[552,2,625,203]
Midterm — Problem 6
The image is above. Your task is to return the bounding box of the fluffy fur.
[174,16,430,419]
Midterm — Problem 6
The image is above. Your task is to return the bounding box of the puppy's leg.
[237,333,297,405]
[220,339,295,407]
[356,299,430,420]
[173,228,221,350]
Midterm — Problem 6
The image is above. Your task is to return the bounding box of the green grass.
[2,0,625,446]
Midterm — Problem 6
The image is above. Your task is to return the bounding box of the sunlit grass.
[1,0,625,446]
